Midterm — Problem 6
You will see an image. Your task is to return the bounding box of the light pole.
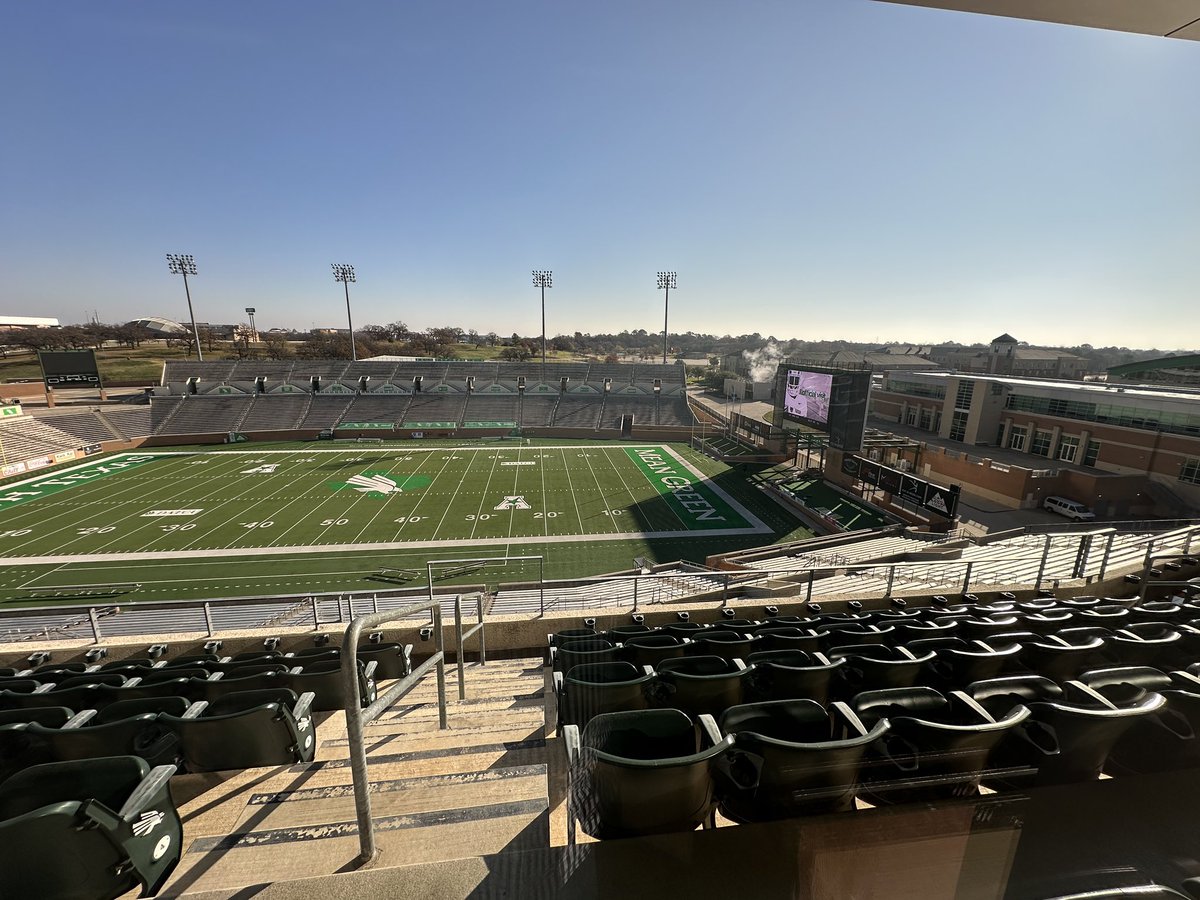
[167,254,203,361]
[532,270,552,369]
[244,307,257,343]
[657,271,676,364]
[332,263,357,361]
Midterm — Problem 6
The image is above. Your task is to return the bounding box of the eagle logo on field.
[346,474,401,495]
[494,495,531,510]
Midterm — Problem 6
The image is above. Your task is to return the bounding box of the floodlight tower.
[244,307,257,342]
[657,271,677,364]
[166,253,203,361]
[331,263,357,361]
[532,270,552,368]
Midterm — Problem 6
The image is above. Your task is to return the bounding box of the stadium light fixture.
[166,253,203,362]
[657,271,677,364]
[244,307,257,343]
[331,263,357,361]
[532,270,553,368]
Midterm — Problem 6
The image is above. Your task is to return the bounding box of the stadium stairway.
[163,655,549,897]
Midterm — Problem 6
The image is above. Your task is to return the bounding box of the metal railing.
[341,593,486,864]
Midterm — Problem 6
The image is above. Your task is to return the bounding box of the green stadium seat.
[651,656,753,717]
[278,659,376,711]
[160,688,316,772]
[28,697,189,768]
[0,755,182,899]
[554,662,655,727]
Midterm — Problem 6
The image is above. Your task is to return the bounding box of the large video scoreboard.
[775,364,871,453]
[38,350,103,390]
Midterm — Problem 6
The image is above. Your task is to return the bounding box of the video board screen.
[783,369,833,426]
[38,350,102,390]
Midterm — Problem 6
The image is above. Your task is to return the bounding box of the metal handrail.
[340,593,484,864]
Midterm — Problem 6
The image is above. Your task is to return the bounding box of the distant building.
[0,316,59,330]
[130,316,187,336]
[929,334,1086,379]
[787,348,939,373]
[1107,354,1200,389]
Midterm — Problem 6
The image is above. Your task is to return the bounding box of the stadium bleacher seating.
[239,394,311,430]
[152,396,250,434]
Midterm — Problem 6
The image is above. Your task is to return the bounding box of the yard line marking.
[467,450,504,540]
[557,448,592,535]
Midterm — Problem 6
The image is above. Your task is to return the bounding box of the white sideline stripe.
[0,526,772,566]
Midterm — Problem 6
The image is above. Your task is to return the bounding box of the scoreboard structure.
[774,364,871,454]
[38,350,103,391]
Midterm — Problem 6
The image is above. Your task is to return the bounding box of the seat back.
[653,656,750,717]
[163,691,314,771]
[619,635,686,668]
[560,664,652,727]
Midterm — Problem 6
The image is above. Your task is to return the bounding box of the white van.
[1043,496,1096,521]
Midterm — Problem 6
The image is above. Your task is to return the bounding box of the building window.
[955,380,974,410]
[1009,425,1028,452]
[1057,435,1079,464]
[918,408,932,431]
[1181,459,1200,485]
[1030,430,1053,457]
[949,410,968,442]
[905,407,918,426]
[1083,440,1101,467]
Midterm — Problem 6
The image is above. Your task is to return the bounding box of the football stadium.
[4,4,1200,900]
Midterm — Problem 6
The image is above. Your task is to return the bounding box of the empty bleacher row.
[160,358,687,393]
[552,593,1200,840]
[150,384,696,435]
[0,415,84,463]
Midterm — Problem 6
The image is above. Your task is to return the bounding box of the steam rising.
[742,342,784,382]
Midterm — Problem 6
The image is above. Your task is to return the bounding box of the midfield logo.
[494,495,531,510]
[241,464,279,474]
[346,473,401,495]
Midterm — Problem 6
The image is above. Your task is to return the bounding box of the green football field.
[0,440,807,603]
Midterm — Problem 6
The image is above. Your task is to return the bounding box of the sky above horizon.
[1,2,1197,349]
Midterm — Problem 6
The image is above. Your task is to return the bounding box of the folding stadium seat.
[190,659,292,677]
[230,649,284,662]
[1036,887,1195,900]
[1079,667,1200,775]
[821,612,875,627]
[563,708,732,841]
[1130,601,1193,625]
[160,688,316,772]
[98,658,159,674]
[753,626,822,653]
[1059,596,1103,610]
[853,687,1031,804]
[758,615,822,628]
[958,616,1023,642]
[162,653,221,668]
[1,682,124,713]
[28,697,189,768]
[1017,598,1060,613]
[651,656,754,717]
[605,624,654,643]
[53,673,129,690]
[816,624,897,649]
[1018,635,1110,682]
[619,634,688,669]
[549,628,599,645]
[186,668,290,704]
[0,707,71,781]
[1021,610,1078,635]
[1076,604,1132,627]
[0,677,41,694]
[919,639,1022,689]
[0,755,181,899]
[685,629,763,662]
[285,647,342,664]
[968,675,1167,787]
[708,619,762,636]
[661,622,713,639]
[1106,623,1191,668]
[31,662,89,676]
[549,639,620,675]
[745,650,843,705]
[278,659,377,711]
[893,620,959,643]
[827,644,935,696]
[554,662,655,727]
[357,642,413,680]
[715,699,888,822]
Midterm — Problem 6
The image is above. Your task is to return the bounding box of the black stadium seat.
[745,650,843,705]
[0,706,71,780]
[619,634,688,668]
[554,662,654,727]
[651,656,753,717]
[853,686,1031,804]
[563,708,732,841]
[716,699,888,822]
[159,688,316,772]
[28,696,189,768]
[1080,667,1200,775]
[0,755,182,900]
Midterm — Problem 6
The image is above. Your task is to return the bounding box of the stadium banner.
[0,452,161,509]
[404,422,457,429]
[463,421,517,429]
[82,444,103,456]
[624,447,752,530]
[38,349,103,390]
[338,423,394,430]
[844,454,960,519]
[1,462,27,478]
[0,405,21,418]
[53,450,78,465]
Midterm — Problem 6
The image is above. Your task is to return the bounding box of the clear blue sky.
[1,1,1196,348]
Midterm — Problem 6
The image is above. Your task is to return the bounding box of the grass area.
[0,439,811,603]
[777,476,891,531]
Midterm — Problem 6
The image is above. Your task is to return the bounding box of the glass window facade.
[949,410,968,442]
[885,380,946,400]
[955,380,974,410]
[1057,435,1079,463]
[1181,459,1200,485]
[1030,429,1052,457]
[1009,425,1028,452]
[1005,393,1200,438]
[1083,440,1101,467]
